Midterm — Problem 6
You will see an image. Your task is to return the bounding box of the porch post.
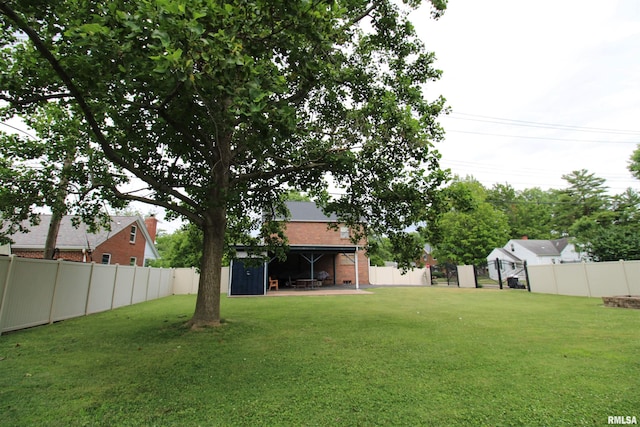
[355,246,359,290]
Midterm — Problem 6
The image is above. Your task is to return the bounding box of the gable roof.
[285,201,337,222]
[9,215,159,258]
[510,238,570,256]
[493,248,522,262]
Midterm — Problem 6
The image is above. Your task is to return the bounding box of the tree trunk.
[43,155,73,259]
[186,205,227,329]
[43,211,63,259]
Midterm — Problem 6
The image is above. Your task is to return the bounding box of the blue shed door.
[230,260,265,295]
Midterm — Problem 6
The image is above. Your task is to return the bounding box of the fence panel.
[161,269,174,296]
[457,265,476,288]
[86,264,117,314]
[584,262,628,297]
[368,266,428,286]
[172,268,198,294]
[112,266,135,308]
[623,261,640,295]
[144,268,160,300]
[527,265,558,294]
[51,262,92,321]
[1,258,58,332]
[131,266,149,304]
[552,263,589,297]
[221,266,230,294]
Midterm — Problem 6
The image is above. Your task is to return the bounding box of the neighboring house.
[230,201,369,295]
[487,237,582,281]
[8,215,160,267]
[421,243,438,267]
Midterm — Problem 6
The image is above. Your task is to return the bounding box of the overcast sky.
[412,0,640,193]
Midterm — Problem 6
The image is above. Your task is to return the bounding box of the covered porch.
[267,244,362,290]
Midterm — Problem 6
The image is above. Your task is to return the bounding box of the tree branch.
[0,92,72,105]
[110,186,202,226]
[0,2,198,211]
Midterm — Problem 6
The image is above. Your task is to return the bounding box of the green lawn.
[1,288,638,426]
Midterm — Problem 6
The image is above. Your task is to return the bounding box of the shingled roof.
[9,215,157,256]
[514,238,570,256]
[285,201,338,222]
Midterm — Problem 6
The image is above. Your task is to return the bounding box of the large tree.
[423,177,510,266]
[1,1,448,327]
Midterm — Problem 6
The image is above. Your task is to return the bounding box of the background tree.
[571,188,640,261]
[1,1,448,328]
[0,102,126,253]
[551,169,610,236]
[149,224,204,269]
[629,145,640,180]
[486,184,554,239]
[423,177,510,265]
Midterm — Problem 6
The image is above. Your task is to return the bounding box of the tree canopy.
[0,102,126,252]
[422,177,510,265]
[1,0,448,327]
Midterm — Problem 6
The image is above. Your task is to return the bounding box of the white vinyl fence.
[172,266,229,295]
[457,265,477,288]
[527,260,640,297]
[368,266,430,286]
[0,255,173,334]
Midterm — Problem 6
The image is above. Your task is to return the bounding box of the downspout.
[355,246,359,290]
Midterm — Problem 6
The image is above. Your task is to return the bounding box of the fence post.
[0,255,17,336]
[49,259,65,324]
[473,265,479,288]
[496,258,503,289]
[84,262,95,315]
[110,264,120,310]
[144,265,152,300]
[524,260,531,292]
[583,261,592,298]
[621,260,631,296]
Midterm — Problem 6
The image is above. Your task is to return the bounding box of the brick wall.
[93,223,147,266]
[285,221,347,245]
[12,250,85,262]
[284,221,369,285]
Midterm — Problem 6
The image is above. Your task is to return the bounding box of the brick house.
[8,215,160,266]
[275,201,369,285]
[230,201,369,295]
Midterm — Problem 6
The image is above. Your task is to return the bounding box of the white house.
[487,237,583,281]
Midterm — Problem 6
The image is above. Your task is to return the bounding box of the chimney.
[145,215,158,243]
[521,235,528,240]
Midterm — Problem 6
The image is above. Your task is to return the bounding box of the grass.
[1,288,638,426]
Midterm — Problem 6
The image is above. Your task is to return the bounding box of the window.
[129,225,137,243]
[130,257,137,266]
[340,227,349,239]
[102,253,111,264]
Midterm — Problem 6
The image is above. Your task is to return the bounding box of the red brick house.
[8,215,160,266]
[230,201,369,295]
